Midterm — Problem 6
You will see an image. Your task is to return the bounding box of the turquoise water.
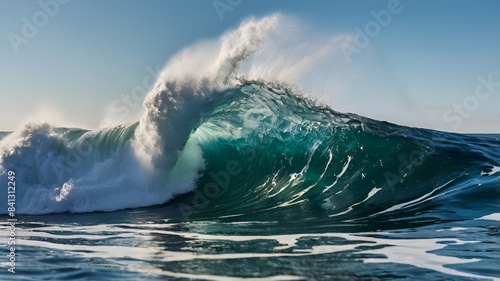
[1,82,499,280]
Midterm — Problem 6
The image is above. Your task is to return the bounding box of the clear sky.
[1,0,499,133]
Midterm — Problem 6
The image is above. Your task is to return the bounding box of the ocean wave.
[0,14,499,218]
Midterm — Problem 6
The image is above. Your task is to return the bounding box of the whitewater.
[0,14,499,280]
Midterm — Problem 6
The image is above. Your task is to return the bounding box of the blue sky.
[1,0,499,133]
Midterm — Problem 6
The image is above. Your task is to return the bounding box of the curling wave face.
[0,14,499,221]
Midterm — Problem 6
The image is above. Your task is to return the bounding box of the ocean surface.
[1,15,499,280]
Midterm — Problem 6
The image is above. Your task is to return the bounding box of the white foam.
[477,213,500,221]
[0,123,204,214]
[437,227,468,232]
[132,14,282,175]
[15,223,497,281]
[482,166,500,176]
[372,180,454,216]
